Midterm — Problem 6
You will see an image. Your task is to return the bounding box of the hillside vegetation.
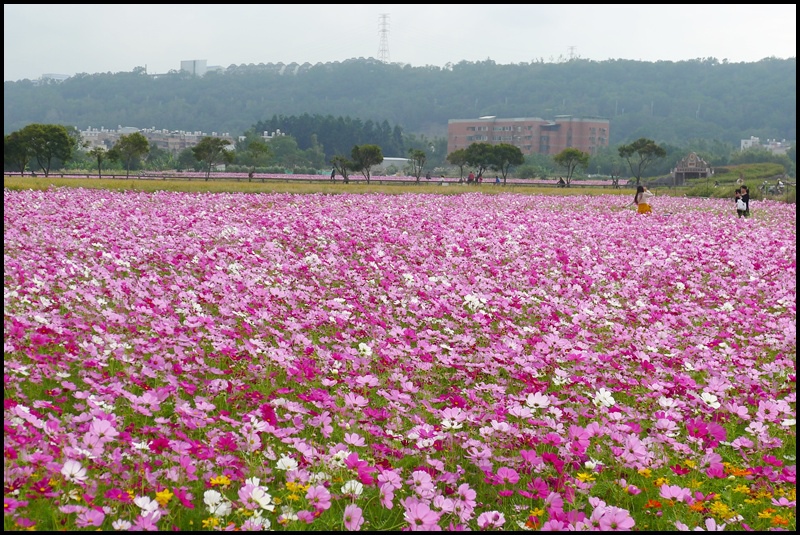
[4,57,795,147]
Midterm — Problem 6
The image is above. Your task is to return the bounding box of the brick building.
[447,115,610,157]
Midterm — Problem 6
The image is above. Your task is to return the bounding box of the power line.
[378,14,390,63]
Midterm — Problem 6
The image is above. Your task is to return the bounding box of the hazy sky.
[4,4,796,81]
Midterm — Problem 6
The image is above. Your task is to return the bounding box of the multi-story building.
[80,126,283,154]
[447,115,610,157]
[740,136,791,155]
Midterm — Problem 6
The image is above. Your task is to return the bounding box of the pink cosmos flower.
[4,497,29,515]
[477,511,506,530]
[495,466,520,485]
[343,504,364,531]
[75,508,105,528]
[61,459,88,483]
[596,506,635,530]
[89,418,119,442]
[660,484,691,503]
[306,484,332,511]
[403,501,442,531]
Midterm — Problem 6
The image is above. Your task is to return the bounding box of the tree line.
[10,124,720,187]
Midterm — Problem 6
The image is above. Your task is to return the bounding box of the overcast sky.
[4,4,796,82]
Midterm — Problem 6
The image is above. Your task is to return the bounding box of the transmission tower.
[378,14,390,63]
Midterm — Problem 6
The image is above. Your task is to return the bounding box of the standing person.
[628,185,654,214]
[330,168,336,181]
[735,188,745,217]
[494,175,501,185]
[739,185,750,217]
[467,171,475,183]
[425,171,431,180]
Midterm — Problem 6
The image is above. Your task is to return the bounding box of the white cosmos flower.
[275,454,298,471]
[203,490,222,508]
[341,480,364,497]
[134,496,159,513]
[781,418,796,427]
[525,392,551,410]
[251,487,275,511]
[61,459,88,483]
[441,418,463,430]
[658,396,677,409]
[209,501,232,517]
[592,388,616,408]
[701,392,721,409]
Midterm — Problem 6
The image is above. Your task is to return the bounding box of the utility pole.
[378,14,390,64]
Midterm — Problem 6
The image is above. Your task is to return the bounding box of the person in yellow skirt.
[629,185,654,214]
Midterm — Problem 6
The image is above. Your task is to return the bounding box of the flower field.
[4,188,796,531]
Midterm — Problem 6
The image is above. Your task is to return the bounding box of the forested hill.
[3,57,796,147]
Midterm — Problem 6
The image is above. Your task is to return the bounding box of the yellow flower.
[576,472,596,482]
[708,501,733,519]
[638,468,652,478]
[744,498,760,505]
[688,479,703,490]
[127,489,136,501]
[755,490,773,499]
[202,517,220,528]
[530,508,545,517]
[758,509,775,519]
[732,485,751,494]
[653,477,670,487]
[287,494,300,502]
[683,459,696,468]
[155,488,173,507]
[210,475,232,487]
[286,481,309,493]
[273,497,283,505]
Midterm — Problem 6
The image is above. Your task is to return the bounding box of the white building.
[740,136,791,155]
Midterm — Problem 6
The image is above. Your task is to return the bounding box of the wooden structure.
[671,152,713,185]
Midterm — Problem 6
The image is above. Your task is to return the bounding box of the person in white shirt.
[629,185,654,214]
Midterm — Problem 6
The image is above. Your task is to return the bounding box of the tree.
[408,148,427,183]
[109,132,150,178]
[245,139,271,180]
[350,144,383,184]
[21,123,73,177]
[491,143,525,184]
[553,148,590,187]
[618,138,667,185]
[330,155,353,184]
[176,148,200,172]
[4,131,33,175]
[463,142,496,179]
[88,146,108,178]
[145,142,173,171]
[191,137,235,180]
[446,149,469,181]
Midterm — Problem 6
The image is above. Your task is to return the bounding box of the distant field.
[4,175,660,197]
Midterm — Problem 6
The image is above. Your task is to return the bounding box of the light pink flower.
[403,500,442,531]
[343,504,364,531]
